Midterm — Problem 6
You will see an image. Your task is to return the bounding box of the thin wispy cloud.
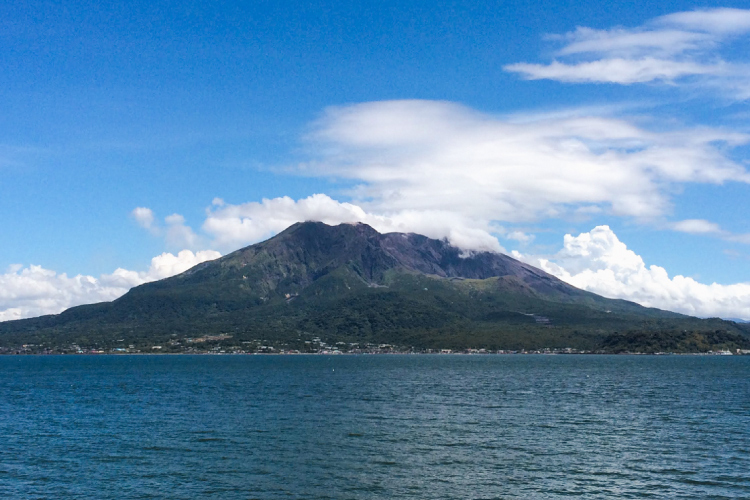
[672,218,750,244]
[504,8,750,97]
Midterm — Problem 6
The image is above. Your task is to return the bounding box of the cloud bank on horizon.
[515,226,750,320]
[0,250,220,322]
[3,7,750,322]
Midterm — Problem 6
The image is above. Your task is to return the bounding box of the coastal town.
[2,333,747,356]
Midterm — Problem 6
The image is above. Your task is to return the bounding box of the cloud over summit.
[306,100,749,221]
[202,194,505,254]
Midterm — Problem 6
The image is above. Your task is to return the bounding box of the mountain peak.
[3,219,748,354]
[213,220,572,293]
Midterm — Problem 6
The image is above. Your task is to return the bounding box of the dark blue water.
[1,355,748,499]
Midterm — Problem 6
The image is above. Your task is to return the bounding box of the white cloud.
[104,98,750,322]
[672,219,723,234]
[102,249,222,289]
[658,8,750,35]
[131,207,204,250]
[125,100,750,258]
[164,214,185,225]
[505,231,535,244]
[504,8,750,96]
[553,27,712,57]
[505,58,723,84]
[9,221,750,322]
[202,193,505,253]
[671,218,750,243]
[134,100,750,258]
[513,225,750,320]
[728,234,750,245]
[131,207,156,232]
[303,100,749,221]
[0,250,220,322]
[164,213,202,249]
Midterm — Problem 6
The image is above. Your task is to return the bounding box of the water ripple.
[0,354,748,499]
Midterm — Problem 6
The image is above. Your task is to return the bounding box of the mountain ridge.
[1,221,749,354]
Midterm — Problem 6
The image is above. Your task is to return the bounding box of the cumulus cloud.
[504,8,750,96]
[164,213,202,249]
[102,249,222,289]
[131,207,204,250]
[0,250,220,322]
[131,207,156,232]
[9,221,750,322]
[513,225,750,320]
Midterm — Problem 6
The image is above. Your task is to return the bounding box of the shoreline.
[0,350,744,356]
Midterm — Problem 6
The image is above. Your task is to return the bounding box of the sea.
[1,354,748,499]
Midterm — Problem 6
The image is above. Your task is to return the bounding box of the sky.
[3,0,750,321]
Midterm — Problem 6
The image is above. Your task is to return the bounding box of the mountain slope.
[2,222,749,353]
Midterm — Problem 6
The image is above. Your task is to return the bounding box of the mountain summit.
[2,222,749,353]
[179,221,588,297]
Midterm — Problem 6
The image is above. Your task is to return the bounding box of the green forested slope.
[2,222,749,353]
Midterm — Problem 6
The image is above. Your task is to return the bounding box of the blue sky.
[3,0,750,320]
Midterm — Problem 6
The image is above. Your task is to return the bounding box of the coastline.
[1,350,745,356]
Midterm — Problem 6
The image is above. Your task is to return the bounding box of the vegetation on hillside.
[2,222,748,354]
